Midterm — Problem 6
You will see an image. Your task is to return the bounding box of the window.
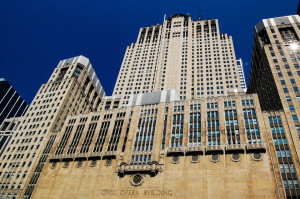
[294,87,299,92]
[276,150,290,157]
[290,164,295,173]
[280,80,286,85]
[289,180,294,189]
[276,150,281,157]
[286,97,291,102]
[292,115,298,121]
[283,88,289,93]
[269,116,281,124]
[274,138,287,145]
[294,180,299,189]
[283,180,288,189]
[289,106,295,111]
[279,164,284,173]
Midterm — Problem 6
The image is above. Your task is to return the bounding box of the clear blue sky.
[0,0,298,103]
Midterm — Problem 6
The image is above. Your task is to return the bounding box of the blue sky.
[0,0,298,103]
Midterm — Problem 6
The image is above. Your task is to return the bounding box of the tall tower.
[0,56,105,198]
[20,14,286,199]
[248,15,300,197]
[248,15,300,112]
[113,14,243,105]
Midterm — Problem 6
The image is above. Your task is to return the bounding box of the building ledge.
[74,153,88,160]
[61,154,75,161]
[88,152,102,159]
[117,161,163,176]
[205,145,224,154]
[167,147,185,156]
[186,146,203,155]
[102,151,117,159]
[246,143,266,153]
[50,154,63,162]
[225,144,244,153]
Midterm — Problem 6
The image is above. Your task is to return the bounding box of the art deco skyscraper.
[20,15,288,199]
[113,14,243,105]
[248,15,300,111]
[0,56,106,198]
[4,13,299,199]
[248,15,300,197]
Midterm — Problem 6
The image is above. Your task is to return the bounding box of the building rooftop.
[57,55,106,98]
[255,15,300,32]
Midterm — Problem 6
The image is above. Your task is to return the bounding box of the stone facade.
[31,93,281,198]
[0,56,106,198]
[1,13,300,199]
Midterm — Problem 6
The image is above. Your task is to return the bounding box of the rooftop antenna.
[199,9,202,20]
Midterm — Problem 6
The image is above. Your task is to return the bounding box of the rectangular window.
[290,164,295,173]
[279,164,284,173]
[276,150,281,157]
[283,180,288,189]
[289,106,295,111]
[289,180,294,189]
[292,115,298,121]
[294,87,299,92]
[284,164,290,173]
[294,180,299,189]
